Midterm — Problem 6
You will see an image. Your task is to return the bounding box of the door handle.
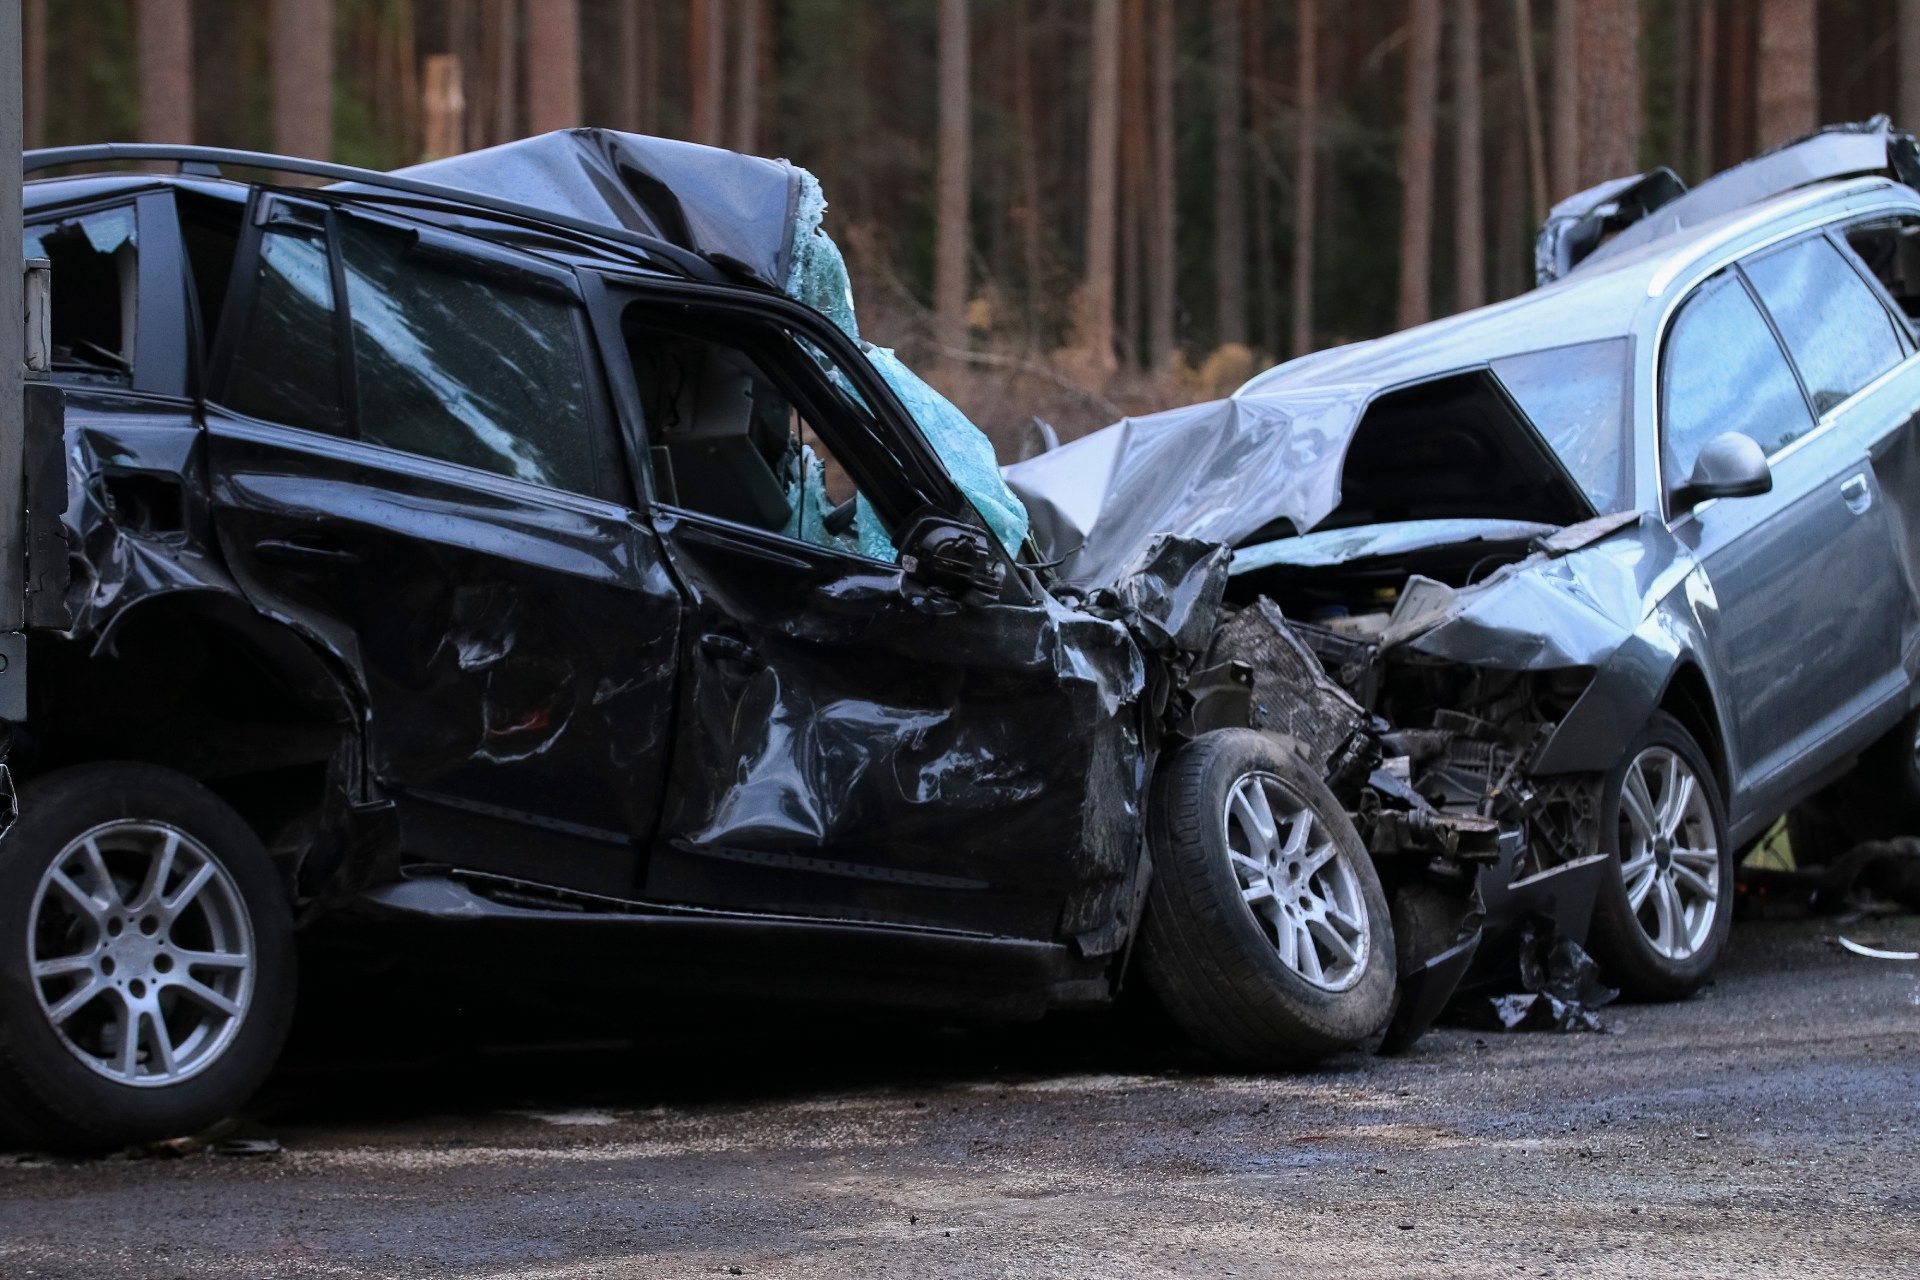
[699,632,761,668]
[253,536,362,569]
[1841,473,1873,514]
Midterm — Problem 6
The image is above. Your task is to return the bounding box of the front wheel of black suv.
[0,763,296,1152]
[1139,729,1396,1066]
[1587,713,1734,1001]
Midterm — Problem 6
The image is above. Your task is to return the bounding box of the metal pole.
[0,0,23,634]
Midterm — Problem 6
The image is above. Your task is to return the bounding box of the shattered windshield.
[1491,339,1632,514]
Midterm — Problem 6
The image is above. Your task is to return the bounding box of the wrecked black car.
[0,132,1496,1151]
[1012,119,1920,1008]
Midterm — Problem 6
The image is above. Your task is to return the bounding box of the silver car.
[1011,119,1920,999]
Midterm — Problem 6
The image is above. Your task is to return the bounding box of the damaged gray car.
[1013,118,1920,1005]
[0,132,1499,1151]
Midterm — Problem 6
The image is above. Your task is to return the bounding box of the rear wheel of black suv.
[0,764,296,1152]
[1587,714,1733,1001]
[1139,730,1395,1066]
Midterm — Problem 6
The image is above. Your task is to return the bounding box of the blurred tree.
[1511,0,1547,219]
[136,0,193,143]
[1575,0,1640,183]
[731,0,765,153]
[1398,0,1440,328]
[275,0,336,159]
[935,0,970,360]
[1149,0,1178,370]
[1758,0,1817,148]
[1212,0,1246,346]
[1453,0,1485,312]
[1550,0,1577,200]
[526,0,579,132]
[1694,0,1719,174]
[24,0,46,149]
[1904,0,1920,130]
[1080,0,1121,380]
[689,0,726,145]
[1291,0,1317,355]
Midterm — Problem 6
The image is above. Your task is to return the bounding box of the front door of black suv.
[601,286,1149,946]
[202,196,682,897]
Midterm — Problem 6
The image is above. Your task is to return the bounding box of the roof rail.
[23,142,726,283]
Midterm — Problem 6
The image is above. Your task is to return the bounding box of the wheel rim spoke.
[27,820,255,1087]
[1220,772,1371,994]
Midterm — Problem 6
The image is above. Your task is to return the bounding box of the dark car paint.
[16,170,1194,1016]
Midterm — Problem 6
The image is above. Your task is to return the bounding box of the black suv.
[0,134,1495,1151]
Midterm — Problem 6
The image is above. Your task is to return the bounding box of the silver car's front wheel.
[1587,714,1733,1001]
[28,820,256,1087]
[1614,747,1720,961]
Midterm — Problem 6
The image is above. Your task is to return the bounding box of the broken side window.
[1743,235,1905,415]
[624,306,887,561]
[1844,215,1920,336]
[1491,338,1632,514]
[337,217,617,501]
[223,223,347,436]
[23,203,137,385]
[1660,270,1812,506]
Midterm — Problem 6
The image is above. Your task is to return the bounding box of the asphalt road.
[1,914,1916,1280]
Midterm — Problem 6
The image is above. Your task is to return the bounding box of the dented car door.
[204,197,683,896]
[606,288,1150,945]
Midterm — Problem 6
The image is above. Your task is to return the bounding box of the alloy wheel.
[1616,746,1720,961]
[26,820,255,1087]
[1221,771,1370,992]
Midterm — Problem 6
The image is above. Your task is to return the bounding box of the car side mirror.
[899,514,1004,599]
[1686,431,1773,502]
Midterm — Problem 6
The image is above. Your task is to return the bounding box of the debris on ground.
[1740,837,1920,918]
[1836,936,1920,962]
[1456,920,1617,1033]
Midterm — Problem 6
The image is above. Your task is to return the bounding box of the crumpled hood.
[1004,384,1373,588]
[393,128,804,287]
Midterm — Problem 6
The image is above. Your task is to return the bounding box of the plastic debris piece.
[1837,936,1920,961]
[1462,920,1617,1033]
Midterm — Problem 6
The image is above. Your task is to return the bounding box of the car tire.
[1587,713,1733,1001]
[0,763,296,1152]
[1139,729,1395,1066]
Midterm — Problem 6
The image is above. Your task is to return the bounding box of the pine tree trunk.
[1148,0,1179,370]
[1212,0,1247,347]
[1012,0,1048,335]
[689,0,727,146]
[136,0,195,144]
[1693,0,1718,176]
[934,0,972,361]
[1756,0,1816,150]
[1121,0,1151,370]
[273,0,336,160]
[1549,0,1578,201]
[1724,0,1755,165]
[1452,0,1485,313]
[1079,0,1122,381]
[730,0,762,152]
[1511,0,1548,220]
[1575,0,1639,185]
[23,0,45,149]
[1903,0,1920,135]
[1290,0,1317,356]
[422,54,465,160]
[526,0,580,132]
[1396,0,1440,329]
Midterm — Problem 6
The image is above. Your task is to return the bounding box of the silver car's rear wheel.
[28,820,256,1087]
[1614,747,1720,961]
[1222,772,1370,992]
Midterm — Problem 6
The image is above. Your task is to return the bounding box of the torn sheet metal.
[1005,386,1372,586]
[1836,936,1920,961]
[394,129,804,288]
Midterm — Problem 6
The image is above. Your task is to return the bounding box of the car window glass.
[339,218,611,500]
[1844,216,1920,335]
[176,192,245,355]
[223,226,346,435]
[23,204,137,385]
[625,309,889,561]
[1491,338,1630,513]
[1744,236,1904,414]
[1661,271,1811,495]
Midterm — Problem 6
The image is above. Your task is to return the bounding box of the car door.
[1663,253,1908,802]
[203,195,683,898]
[599,286,1148,947]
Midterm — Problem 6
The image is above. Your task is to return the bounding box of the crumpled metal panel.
[1004,386,1372,588]
[390,129,803,288]
[646,514,1229,955]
